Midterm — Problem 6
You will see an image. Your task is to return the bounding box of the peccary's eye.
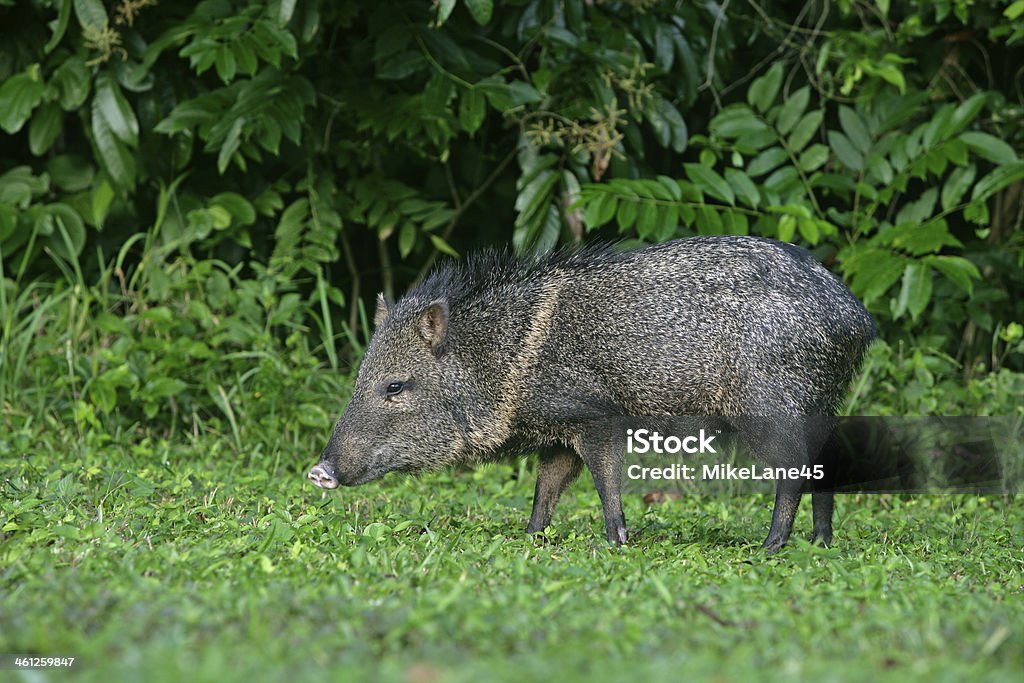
[385,381,405,397]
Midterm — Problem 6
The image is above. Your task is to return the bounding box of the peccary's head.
[308,294,475,489]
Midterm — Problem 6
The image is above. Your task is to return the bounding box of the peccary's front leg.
[578,439,628,545]
[526,449,583,534]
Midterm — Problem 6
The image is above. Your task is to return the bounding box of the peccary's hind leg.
[763,478,801,554]
[526,449,583,534]
[811,491,833,547]
[577,438,628,545]
[751,417,817,554]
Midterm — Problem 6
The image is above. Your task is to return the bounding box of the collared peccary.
[308,236,876,551]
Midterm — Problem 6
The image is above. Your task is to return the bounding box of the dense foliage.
[2,1,1023,409]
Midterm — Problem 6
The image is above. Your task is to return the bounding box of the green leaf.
[0,72,46,134]
[94,73,139,147]
[684,164,734,205]
[925,254,979,294]
[635,201,659,238]
[963,199,989,226]
[51,56,90,110]
[211,192,256,225]
[478,78,542,111]
[697,206,723,234]
[234,40,259,76]
[583,191,616,229]
[922,105,954,149]
[866,155,893,185]
[667,34,695,101]
[91,180,114,229]
[787,110,822,152]
[217,117,245,174]
[959,132,1018,164]
[278,0,297,25]
[398,222,416,258]
[725,210,749,236]
[948,93,987,137]
[429,234,459,257]
[459,88,486,134]
[518,151,559,186]
[798,144,829,172]
[73,0,107,29]
[709,105,770,138]
[944,138,968,166]
[0,203,16,242]
[45,0,73,53]
[29,102,63,156]
[514,170,558,228]
[91,96,135,189]
[894,188,938,226]
[653,23,675,72]
[464,0,493,25]
[655,204,679,240]
[376,51,426,80]
[894,263,932,321]
[839,106,871,154]
[434,0,456,25]
[827,131,865,171]
[616,198,638,232]
[763,166,799,194]
[941,164,976,211]
[215,44,237,83]
[874,65,906,94]
[724,168,760,209]
[848,248,906,305]
[878,218,960,256]
[777,214,796,242]
[747,62,783,113]
[796,216,819,244]
[970,161,1024,201]
[146,378,188,398]
[775,86,810,136]
[656,175,682,201]
[648,97,688,153]
[274,198,310,249]
[747,147,788,177]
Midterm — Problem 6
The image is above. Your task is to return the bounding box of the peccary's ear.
[374,293,392,327]
[417,300,448,351]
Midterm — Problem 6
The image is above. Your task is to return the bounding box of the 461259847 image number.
[8,656,77,668]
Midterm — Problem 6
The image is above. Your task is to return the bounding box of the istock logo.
[626,428,718,454]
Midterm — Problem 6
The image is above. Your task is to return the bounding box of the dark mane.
[404,242,625,306]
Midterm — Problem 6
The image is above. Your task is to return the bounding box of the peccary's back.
[526,236,875,418]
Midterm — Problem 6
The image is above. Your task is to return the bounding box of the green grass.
[1,252,1022,682]
[2,419,1022,683]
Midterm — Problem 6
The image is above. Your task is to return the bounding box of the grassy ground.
[2,418,1022,683]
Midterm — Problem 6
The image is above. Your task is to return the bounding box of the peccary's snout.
[307,462,339,489]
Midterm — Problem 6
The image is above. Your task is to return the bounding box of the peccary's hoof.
[812,531,833,548]
[761,534,787,555]
[608,527,628,545]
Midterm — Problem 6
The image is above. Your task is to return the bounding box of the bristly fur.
[407,242,627,308]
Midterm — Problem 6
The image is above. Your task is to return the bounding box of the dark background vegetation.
[1,1,1022,681]
[2,0,1023,423]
